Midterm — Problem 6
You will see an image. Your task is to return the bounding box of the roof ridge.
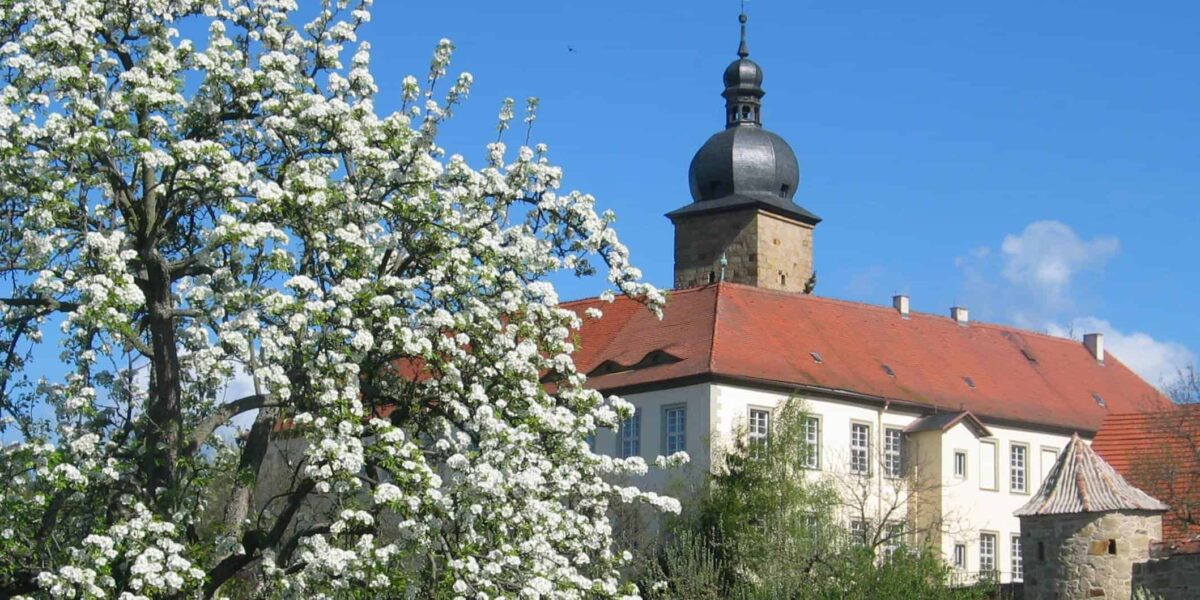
[559,283,714,308]
[707,283,723,373]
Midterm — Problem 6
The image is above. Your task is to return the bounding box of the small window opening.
[963,376,976,389]
[1108,539,1117,555]
[810,351,823,364]
[780,183,790,197]
[882,364,896,377]
[708,271,716,284]
[1038,541,1045,561]
[741,106,750,120]
[1092,392,1106,408]
[780,273,787,286]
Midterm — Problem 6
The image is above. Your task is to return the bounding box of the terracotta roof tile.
[1094,407,1200,545]
[564,283,1170,432]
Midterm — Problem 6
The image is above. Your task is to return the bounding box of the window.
[849,520,869,546]
[663,405,686,455]
[953,544,967,569]
[749,408,771,447]
[954,450,968,479]
[979,440,997,490]
[619,409,641,458]
[1041,447,1059,483]
[883,522,904,559]
[1011,535,1024,581]
[980,533,996,574]
[884,428,904,477]
[1011,444,1028,493]
[801,416,821,469]
[850,423,871,475]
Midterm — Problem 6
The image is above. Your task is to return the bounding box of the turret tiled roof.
[1015,433,1168,516]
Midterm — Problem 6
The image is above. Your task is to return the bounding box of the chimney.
[1083,333,1104,363]
[950,306,969,325]
[893,295,910,318]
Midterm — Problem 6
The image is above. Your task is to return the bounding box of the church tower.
[668,13,820,292]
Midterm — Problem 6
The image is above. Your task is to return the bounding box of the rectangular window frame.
[979,439,999,491]
[1040,446,1060,486]
[662,404,687,455]
[884,427,904,478]
[954,449,968,479]
[883,521,904,559]
[979,532,997,575]
[850,421,872,476]
[801,415,821,470]
[1010,442,1029,494]
[618,408,641,459]
[1011,534,1024,582]
[849,519,869,546]
[953,543,967,569]
[748,406,772,448]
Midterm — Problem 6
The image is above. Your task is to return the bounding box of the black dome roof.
[666,12,820,225]
[688,126,799,203]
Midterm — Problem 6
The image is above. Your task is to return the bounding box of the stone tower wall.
[672,208,813,291]
[1020,511,1162,600]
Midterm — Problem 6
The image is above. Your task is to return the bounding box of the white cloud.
[1045,316,1196,388]
[999,220,1119,304]
[958,220,1194,390]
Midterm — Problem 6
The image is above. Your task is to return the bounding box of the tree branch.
[184,394,276,455]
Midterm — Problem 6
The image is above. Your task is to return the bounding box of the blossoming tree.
[0,1,676,597]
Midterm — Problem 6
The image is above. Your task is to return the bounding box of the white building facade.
[590,379,1082,584]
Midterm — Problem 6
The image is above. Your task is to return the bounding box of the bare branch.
[185,394,277,455]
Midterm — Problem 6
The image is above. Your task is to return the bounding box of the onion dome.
[668,13,819,225]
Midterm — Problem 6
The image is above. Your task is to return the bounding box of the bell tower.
[667,12,820,292]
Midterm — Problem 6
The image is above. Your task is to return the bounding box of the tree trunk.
[143,256,182,503]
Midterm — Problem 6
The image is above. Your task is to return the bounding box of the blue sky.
[359,1,1200,388]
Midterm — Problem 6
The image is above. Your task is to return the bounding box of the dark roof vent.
[810,351,823,364]
[1091,392,1106,408]
[882,364,896,378]
[963,376,976,389]
[586,349,682,378]
[1020,348,1038,365]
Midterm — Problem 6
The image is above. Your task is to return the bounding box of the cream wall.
[605,380,1079,585]
[593,383,714,495]
[935,421,1076,584]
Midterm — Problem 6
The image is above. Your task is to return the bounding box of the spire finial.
[737,10,749,58]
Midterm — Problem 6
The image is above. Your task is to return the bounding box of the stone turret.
[1015,434,1168,600]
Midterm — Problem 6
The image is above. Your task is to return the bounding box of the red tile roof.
[564,282,1169,433]
[1093,407,1200,546]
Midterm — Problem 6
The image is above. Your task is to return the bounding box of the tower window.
[780,273,787,286]
[780,183,790,197]
[708,271,716,284]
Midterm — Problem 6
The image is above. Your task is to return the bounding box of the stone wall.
[672,208,814,292]
[1133,552,1200,600]
[1020,511,1162,600]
